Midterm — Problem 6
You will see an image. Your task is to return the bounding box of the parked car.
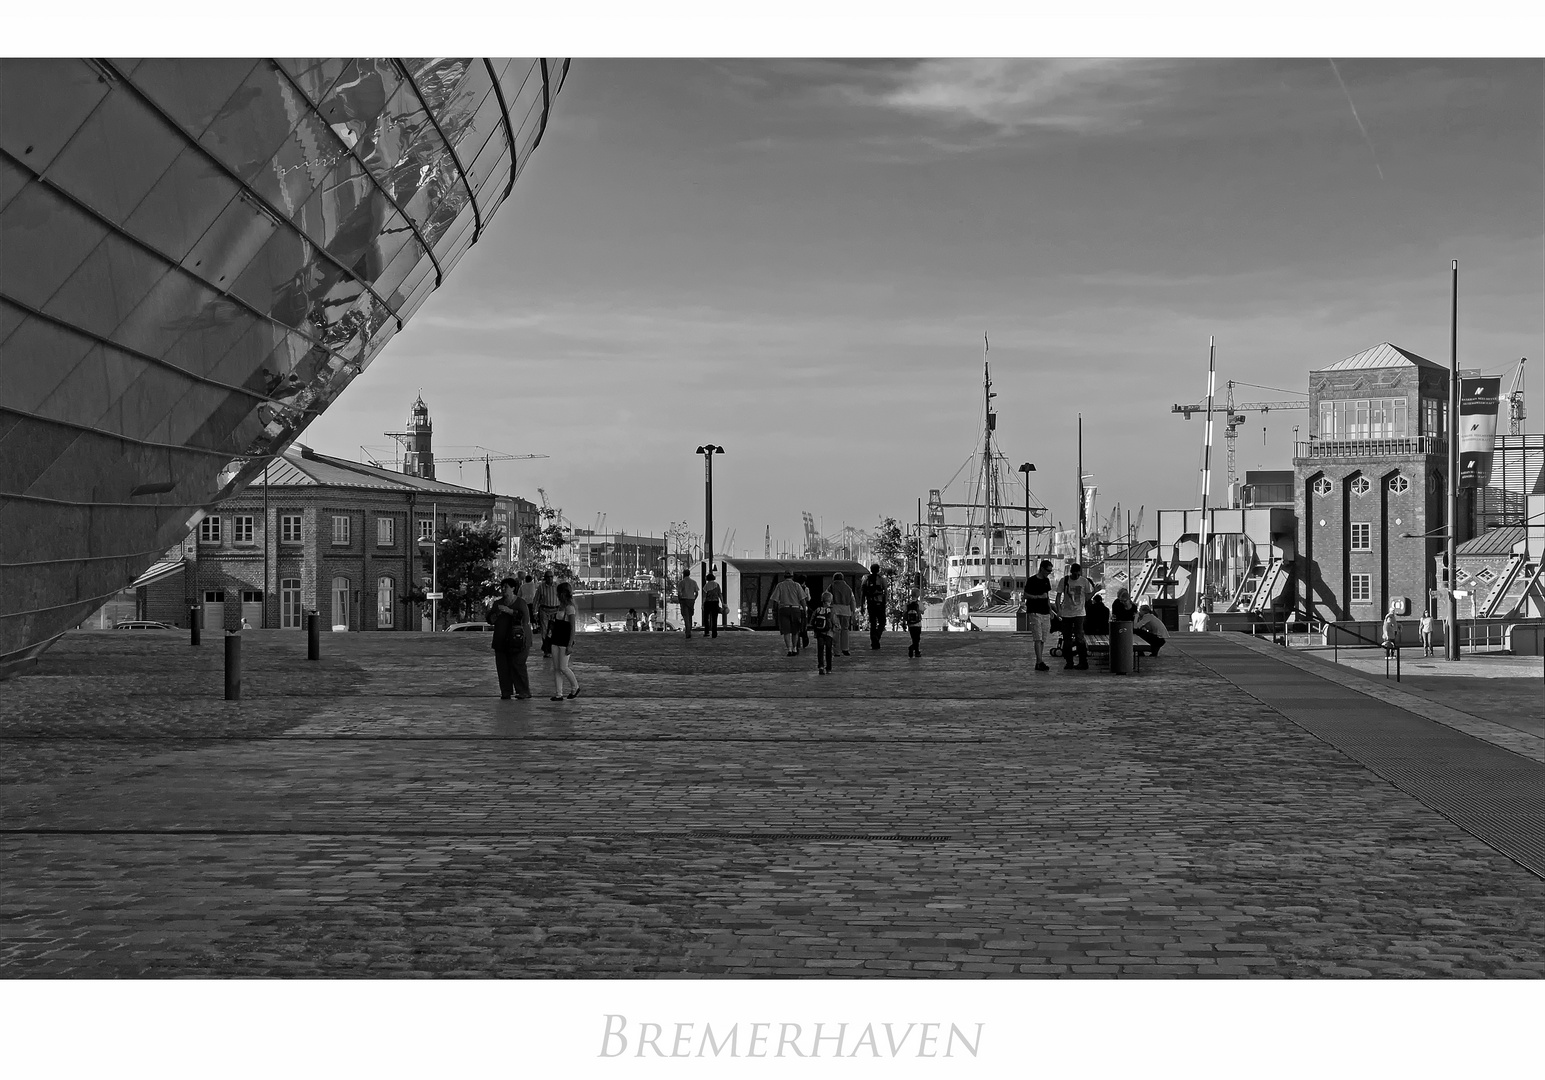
[446,622,491,632]
[113,620,174,630]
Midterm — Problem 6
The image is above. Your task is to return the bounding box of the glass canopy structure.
[0,58,570,675]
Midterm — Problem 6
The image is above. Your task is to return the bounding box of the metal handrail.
[1296,436,1447,458]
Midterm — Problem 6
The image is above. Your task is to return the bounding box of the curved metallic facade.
[0,58,569,675]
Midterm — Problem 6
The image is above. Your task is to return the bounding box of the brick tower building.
[402,395,436,480]
[1293,343,1462,623]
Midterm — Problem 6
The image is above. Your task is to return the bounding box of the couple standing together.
[488,576,580,702]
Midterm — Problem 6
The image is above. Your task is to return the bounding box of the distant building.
[151,445,495,632]
[556,530,668,589]
[1292,343,1543,622]
[492,494,540,565]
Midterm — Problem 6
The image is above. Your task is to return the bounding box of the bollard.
[190,606,201,646]
[224,632,241,700]
[307,611,320,661]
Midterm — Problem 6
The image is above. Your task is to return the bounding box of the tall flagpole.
[1197,337,1218,621]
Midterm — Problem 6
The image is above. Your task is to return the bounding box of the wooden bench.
[1051,632,1155,671]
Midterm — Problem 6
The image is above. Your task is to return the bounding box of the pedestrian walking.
[549,582,580,700]
[625,607,639,632]
[1134,604,1167,656]
[767,570,806,656]
[904,600,923,657]
[811,591,836,673]
[536,571,561,658]
[677,570,699,637]
[829,570,857,656]
[1189,606,1209,633]
[1025,558,1053,671]
[861,563,888,649]
[519,573,538,607]
[1420,606,1435,656]
[701,572,723,638]
[1056,562,1095,670]
[488,577,532,699]
[797,575,813,650]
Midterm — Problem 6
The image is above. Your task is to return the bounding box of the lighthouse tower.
[402,395,435,480]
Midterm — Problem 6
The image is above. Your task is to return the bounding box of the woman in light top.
[549,582,581,701]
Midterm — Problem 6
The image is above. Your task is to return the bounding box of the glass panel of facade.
[198,64,303,189]
[0,184,110,310]
[122,148,241,262]
[276,59,350,106]
[42,232,170,342]
[0,59,112,173]
[0,155,29,215]
[179,191,280,289]
[0,317,92,413]
[111,265,222,357]
[45,87,186,223]
[128,59,259,139]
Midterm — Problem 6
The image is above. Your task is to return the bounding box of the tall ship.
[0,58,570,676]
[926,357,1054,629]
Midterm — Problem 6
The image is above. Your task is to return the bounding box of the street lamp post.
[1446,260,1461,661]
[696,444,724,629]
[1018,463,1036,600]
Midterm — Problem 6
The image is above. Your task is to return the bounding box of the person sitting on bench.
[1134,604,1167,657]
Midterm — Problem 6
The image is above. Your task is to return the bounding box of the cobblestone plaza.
[3,629,1544,978]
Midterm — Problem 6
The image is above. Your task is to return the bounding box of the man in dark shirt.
[1025,559,1053,671]
[489,577,532,699]
[861,563,888,649]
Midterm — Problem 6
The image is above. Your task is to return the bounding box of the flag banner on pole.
[1458,376,1502,489]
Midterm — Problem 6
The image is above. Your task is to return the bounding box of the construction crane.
[1507,357,1527,435]
[433,447,549,492]
[1173,380,1308,488]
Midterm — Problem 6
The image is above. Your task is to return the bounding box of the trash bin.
[1110,620,1134,674]
[1016,608,1028,632]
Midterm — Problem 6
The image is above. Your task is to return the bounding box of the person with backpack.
[1056,562,1095,670]
[811,590,837,674]
[904,600,924,657]
[701,572,723,638]
[861,563,888,649]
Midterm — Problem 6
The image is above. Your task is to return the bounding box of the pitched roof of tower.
[1315,342,1446,372]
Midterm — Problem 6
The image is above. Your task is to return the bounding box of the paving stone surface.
[2,628,1544,978]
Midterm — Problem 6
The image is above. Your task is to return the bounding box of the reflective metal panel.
[1,58,569,675]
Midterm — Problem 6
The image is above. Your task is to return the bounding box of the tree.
[518,504,570,580]
[420,521,504,625]
[866,516,928,628]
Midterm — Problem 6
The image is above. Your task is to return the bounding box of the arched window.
[331,576,350,631]
[377,576,395,628]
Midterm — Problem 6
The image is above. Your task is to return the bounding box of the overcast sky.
[303,57,1544,554]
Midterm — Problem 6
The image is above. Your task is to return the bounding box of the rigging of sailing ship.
[927,337,1054,630]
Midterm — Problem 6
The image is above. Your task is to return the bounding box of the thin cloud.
[837,59,1174,138]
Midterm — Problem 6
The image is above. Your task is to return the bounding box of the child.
[1419,606,1434,657]
[905,600,923,657]
[810,591,836,674]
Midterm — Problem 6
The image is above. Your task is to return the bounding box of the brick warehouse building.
[173,445,495,632]
[1292,342,1545,624]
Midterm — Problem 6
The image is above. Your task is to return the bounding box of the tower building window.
[1350,523,1371,551]
[1388,475,1409,494]
[1350,574,1372,603]
[1350,476,1371,496]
